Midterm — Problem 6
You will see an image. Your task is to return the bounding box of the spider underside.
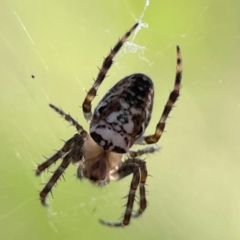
[36,22,182,227]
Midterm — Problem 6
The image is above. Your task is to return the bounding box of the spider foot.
[131,209,144,218]
[40,198,49,207]
[35,169,41,176]
[76,166,85,180]
[99,219,125,227]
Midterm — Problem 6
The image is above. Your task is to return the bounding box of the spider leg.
[131,160,147,218]
[36,135,77,175]
[128,145,160,158]
[49,104,88,137]
[137,46,182,145]
[76,161,85,180]
[37,134,85,205]
[82,22,139,122]
[100,159,147,227]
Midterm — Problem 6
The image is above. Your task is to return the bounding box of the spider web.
[0,0,240,240]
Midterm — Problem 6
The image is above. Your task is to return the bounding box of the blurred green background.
[1,0,240,239]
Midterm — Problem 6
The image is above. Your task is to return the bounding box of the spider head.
[83,151,109,183]
[79,135,123,185]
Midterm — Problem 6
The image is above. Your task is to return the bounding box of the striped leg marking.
[100,159,147,227]
[138,46,182,145]
[82,23,139,122]
[37,134,85,205]
[49,104,88,137]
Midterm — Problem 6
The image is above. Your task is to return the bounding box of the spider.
[36,22,182,227]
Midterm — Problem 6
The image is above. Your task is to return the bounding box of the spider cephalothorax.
[36,22,182,227]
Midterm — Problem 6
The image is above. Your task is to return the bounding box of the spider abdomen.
[90,73,154,153]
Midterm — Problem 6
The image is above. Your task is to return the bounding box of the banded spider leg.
[100,158,147,227]
[36,105,88,205]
